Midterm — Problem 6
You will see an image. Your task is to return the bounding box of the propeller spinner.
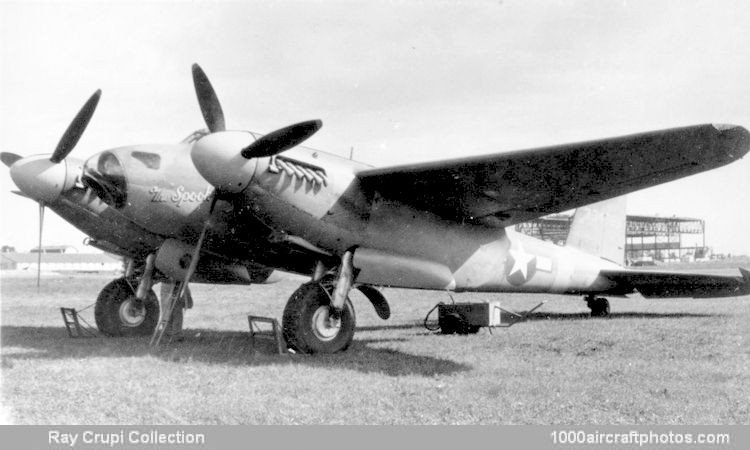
[4,89,101,202]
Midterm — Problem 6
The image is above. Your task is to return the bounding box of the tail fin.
[566,196,626,266]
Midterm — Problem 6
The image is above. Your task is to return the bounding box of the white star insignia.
[508,241,535,280]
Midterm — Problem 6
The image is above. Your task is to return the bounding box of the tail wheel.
[282,282,356,354]
[95,277,159,336]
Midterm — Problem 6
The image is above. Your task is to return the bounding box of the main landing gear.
[94,276,187,338]
[94,254,187,338]
[585,295,610,317]
[282,280,356,354]
[282,255,391,354]
[94,277,159,336]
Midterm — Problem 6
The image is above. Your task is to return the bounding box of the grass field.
[1,262,749,425]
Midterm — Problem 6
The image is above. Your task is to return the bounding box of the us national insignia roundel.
[505,241,537,285]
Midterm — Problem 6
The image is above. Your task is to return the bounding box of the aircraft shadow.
[522,311,722,321]
[0,326,468,377]
[356,323,426,332]
[344,311,722,333]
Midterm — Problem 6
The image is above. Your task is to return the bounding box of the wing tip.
[711,123,750,159]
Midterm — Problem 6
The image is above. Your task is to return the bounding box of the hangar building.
[0,251,122,272]
[516,214,707,264]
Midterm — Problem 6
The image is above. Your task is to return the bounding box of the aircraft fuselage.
[44,129,620,294]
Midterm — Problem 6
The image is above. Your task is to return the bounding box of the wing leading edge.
[357,124,750,227]
[597,268,750,298]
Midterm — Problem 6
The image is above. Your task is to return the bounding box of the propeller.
[192,64,225,133]
[36,203,44,289]
[189,64,323,194]
[151,193,219,347]
[3,90,101,288]
[1,152,22,167]
[240,119,322,159]
[50,90,102,163]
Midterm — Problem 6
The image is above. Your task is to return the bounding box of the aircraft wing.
[357,124,749,227]
[598,268,750,298]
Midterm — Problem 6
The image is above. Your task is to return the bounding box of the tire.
[588,297,610,318]
[282,282,356,354]
[94,278,159,337]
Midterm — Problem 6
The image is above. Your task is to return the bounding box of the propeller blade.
[150,192,218,348]
[1,152,22,167]
[192,64,226,133]
[37,203,45,289]
[241,120,322,159]
[50,90,102,164]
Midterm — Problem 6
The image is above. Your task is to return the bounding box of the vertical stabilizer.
[566,196,626,266]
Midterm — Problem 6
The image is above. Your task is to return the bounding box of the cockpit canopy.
[82,151,128,208]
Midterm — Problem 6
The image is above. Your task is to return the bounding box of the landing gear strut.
[158,280,187,337]
[585,295,610,317]
[94,277,159,336]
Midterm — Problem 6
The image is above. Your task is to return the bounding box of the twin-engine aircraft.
[3,64,749,353]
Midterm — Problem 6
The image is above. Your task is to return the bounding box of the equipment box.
[437,301,501,334]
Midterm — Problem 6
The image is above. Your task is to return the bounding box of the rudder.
[565,196,626,266]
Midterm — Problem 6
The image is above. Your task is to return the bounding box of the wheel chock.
[247,316,286,354]
[60,307,98,338]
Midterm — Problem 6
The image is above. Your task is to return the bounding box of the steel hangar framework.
[515,214,707,263]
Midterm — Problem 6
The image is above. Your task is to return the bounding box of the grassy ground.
[1,264,749,425]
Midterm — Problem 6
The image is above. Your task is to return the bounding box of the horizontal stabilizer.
[599,268,750,298]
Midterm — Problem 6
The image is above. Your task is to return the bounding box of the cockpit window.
[82,151,128,209]
[132,151,161,170]
[98,152,123,175]
[181,129,210,144]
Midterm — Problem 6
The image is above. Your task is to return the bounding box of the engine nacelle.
[352,247,455,290]
[155,238,264,284]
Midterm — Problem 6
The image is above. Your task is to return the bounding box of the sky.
[1,0,749,255]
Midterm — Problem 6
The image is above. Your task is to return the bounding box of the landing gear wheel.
[95,277,159,336]
[587,297,610,318]
[282,282,356,354]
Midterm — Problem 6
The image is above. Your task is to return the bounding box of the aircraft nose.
[8,155,77,203]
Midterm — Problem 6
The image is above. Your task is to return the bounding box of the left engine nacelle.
[155,238,262,284]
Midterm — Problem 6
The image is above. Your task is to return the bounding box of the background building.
[0,246,122,272]
[516,214,708,265]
